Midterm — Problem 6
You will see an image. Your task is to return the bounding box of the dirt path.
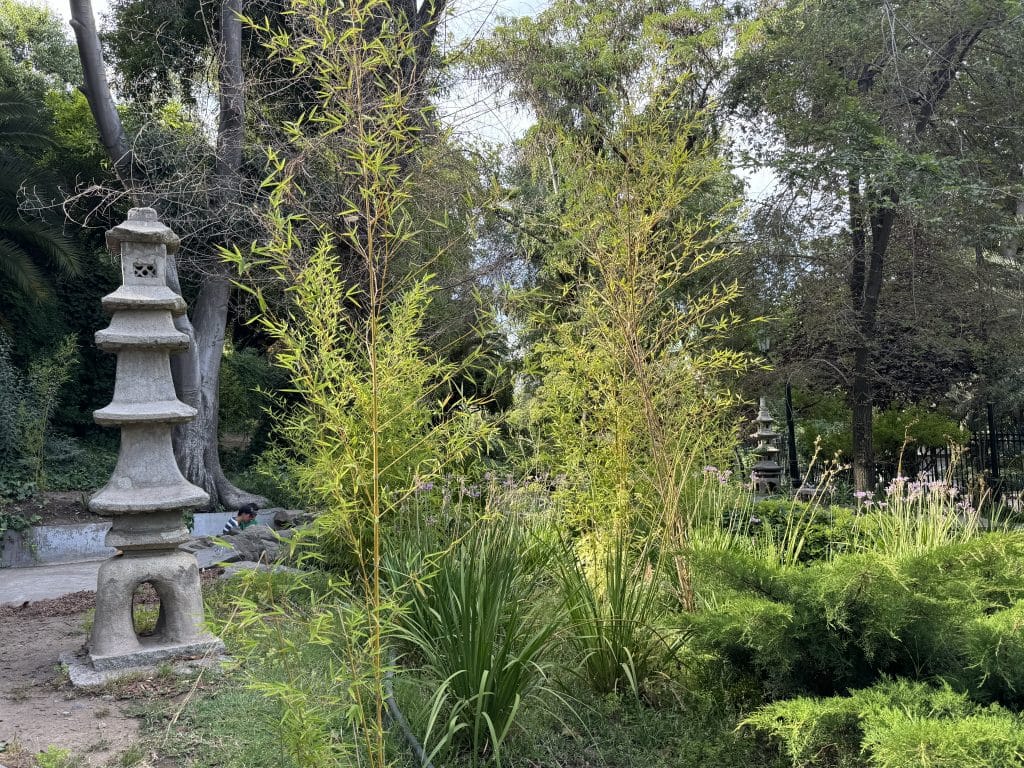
[0,595,139,767]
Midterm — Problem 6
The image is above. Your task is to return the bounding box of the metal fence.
[790,404,1024,505]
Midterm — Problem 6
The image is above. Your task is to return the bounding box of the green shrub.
[0,331,28,468]
[41,436,118,491]
[745,680,1024,768]
[965,601,1024,707]
[794,395,966,478]
[749,500,866,563]
[0,333,79,490]
[219,344,285,436]
[684,534,1024,702]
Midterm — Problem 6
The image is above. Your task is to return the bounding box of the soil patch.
[2,492,96,527]
[0,610,138,767]
[0,570,226,767]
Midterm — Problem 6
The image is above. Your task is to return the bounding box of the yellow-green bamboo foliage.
[223,1,494,764]
[228,1,495,568]
[518,102,751,537]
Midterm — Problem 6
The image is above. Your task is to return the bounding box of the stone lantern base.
[88,550,224,671]
[62,549,225,689]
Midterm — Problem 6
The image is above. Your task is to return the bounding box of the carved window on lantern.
[133,260,157,278]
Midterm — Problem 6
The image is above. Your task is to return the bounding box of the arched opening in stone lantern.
[131,582,161,637]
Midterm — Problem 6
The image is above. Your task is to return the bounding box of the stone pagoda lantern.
[78,208,223,677]
[750,396,784,496]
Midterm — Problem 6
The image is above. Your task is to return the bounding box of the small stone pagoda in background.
[750,396,784,496]
[72,208,223,679]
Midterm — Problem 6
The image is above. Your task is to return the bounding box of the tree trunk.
[846,178,897,492]
[165,260,267,510]
[68,0,136,184]
[169,275,267,509]
[850,345,874,491]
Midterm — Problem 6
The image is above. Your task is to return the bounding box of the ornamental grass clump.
[391,517,559,767]
[859,476,985,557]
[558,527,684,699]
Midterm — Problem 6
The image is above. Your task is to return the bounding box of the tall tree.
[68,0,450,508]
[730,0,1023,490]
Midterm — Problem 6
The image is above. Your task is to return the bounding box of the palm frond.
[0,236,52,304]
[0,91,52,152]
[0,153,37,197]
[0,210,84,278]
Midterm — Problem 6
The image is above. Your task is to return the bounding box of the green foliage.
[390,517,558,766]
[963,600,1024,708]
[32,746,75,768]
[558,529,682,698]
[794,394,967,475]
[514,97,750,541]
[44,88,108,182]
[0,330,27,466]
[38,437,118,492]
[216,569,386,766]
[21,334,76,487]
[748,500,864,564]
[0,0,80,90]
[0,331,78,488]
[227,455,305,511]
[226,8,496,569]
[222,1,491,765]
[139,684,302,768]
[218,343,285,435]
[745,680,1024,768]
[684,533,1024,702]
[862,477,984,558]
[0,90,86,317]
[103,0,208,103]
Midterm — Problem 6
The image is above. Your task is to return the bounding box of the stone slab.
[60,649,228,690]
[190,510,277,536]
[88,633,225,672]
[0,560,101,604]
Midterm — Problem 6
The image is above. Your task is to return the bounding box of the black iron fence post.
[785,383,801,486]
[987,402,1000,478]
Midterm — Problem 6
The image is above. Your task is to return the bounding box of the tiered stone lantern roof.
[84,208,223,673]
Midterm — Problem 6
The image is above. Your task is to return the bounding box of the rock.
[218,560,302,580]
[227,524,294,563]
[270,508,308,528]
[179,535,214,553]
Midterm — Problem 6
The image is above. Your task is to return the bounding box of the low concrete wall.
[1,522,116,568]
[190,511,276,537]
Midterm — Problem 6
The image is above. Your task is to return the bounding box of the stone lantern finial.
[73,207,224,679]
